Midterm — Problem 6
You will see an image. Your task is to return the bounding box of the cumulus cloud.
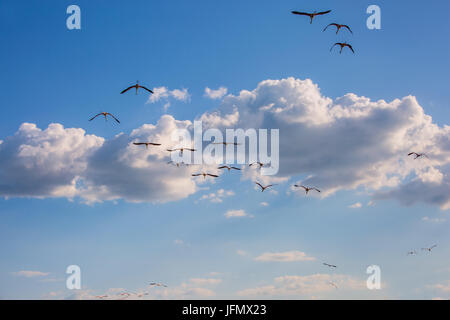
[224,209,252,219]
[1,77,449,209]
[12,270,50,278]
[254,250,315,262]
[147,86,191,109]
[204,86,228,100]
[199,77,450,210]
[237,274,365,297]
[349,202,362,209]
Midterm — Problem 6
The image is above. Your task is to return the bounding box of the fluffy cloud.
[147,86,190,109]
[349,202,362,209]
[254,251,315,262]
[204,86,228,100]
[199,77,450,209]
[1,77,449,209]
[0,116,201,203]
[12,270,50,278]
[237,274,365,297]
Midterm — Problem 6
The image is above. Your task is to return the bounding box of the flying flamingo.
[330,42,355,54]
[121,81,153,95]
[291,10,332,24]
[323,23,353,34]
[255,182,276,192]
[89,112,120,123]
[133,142,162,149]
[422,245,437,252]
[218,165,241,172]
[192,173,219,179]
[408,152,428,159]
[294,185,321,195]
[167,147,196,155]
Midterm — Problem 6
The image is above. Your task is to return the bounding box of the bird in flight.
[408,152,429,159]
[133,142,162,149]
[294,185,321,195]
[249,162,268,168]
[407,250,418,256]
[192,172,219,179]
[323,23,353,34]
[212,142,241,146]
[149,282,167,288]
[330,42,355,54]
[120,80,154,95]
[422,245,437,252]
[255,182,276,192]
[329,281,338,289]
[291,10,332,24]
[167,147,196,155]
[218,165,241,172]
[89,112,120,123]
[323,263,337,268]
[167,160,190,167]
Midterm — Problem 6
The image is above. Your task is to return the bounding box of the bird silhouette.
[323,263,337,268]
[330,42,355,54]
[89,112,120,123]
[421,245,437,252]
[408,152,428,159]
[121,80,153,95]
[255,182,276,192]
[294,185,321,195]
[149,282,167,288]
[167,147,196,155]
[291,10,332,24]
[218,165,241,172]
[323,23,353,34]
[192,173,219,179]
[133,142,162,149]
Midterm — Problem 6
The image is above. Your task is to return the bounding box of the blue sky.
[0,0,449,299]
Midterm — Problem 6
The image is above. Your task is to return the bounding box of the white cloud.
[349,202,362,209]
[254,250,315,262]
[198,189,234,203]
[430,282,450,293]
[1,77,449,210]
[199,77,450,210]
[260,202,269,207]
[12,270,50,278]
[225,209,252,219]
[237,274,365,297]
[147,86,190,104]
[204,86,228,100]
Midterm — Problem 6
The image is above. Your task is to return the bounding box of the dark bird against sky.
[121,80,154,95]
[291,10,332,24]
[294,185,321,195]
[255,182,276,192]
[218,165,241,171]
[192,173,219,179]
[323,23,353,34]
[89,112,120,123]
[330,42,355,54]
[133,142,162,149]
[408,152,429,159]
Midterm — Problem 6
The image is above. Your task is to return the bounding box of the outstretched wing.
[407,152,415,156]
[140,85,154,94]
[149,143,162,146]
[346,44,355,53]
[255,182,264,189]
[107,113,120,123]
[207,174,219,178]
[89,113,102,121]
[315,10,332,16]
[323,23,339,32]
[191,174,201,177]
[291,11,311,16]
[313,188,321,193]
[342,24,353,34]
[120,85,136,94]
[218,166,228,169]
[231,167,241,170]
[133,142,145,146]
[330,43,339,52]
